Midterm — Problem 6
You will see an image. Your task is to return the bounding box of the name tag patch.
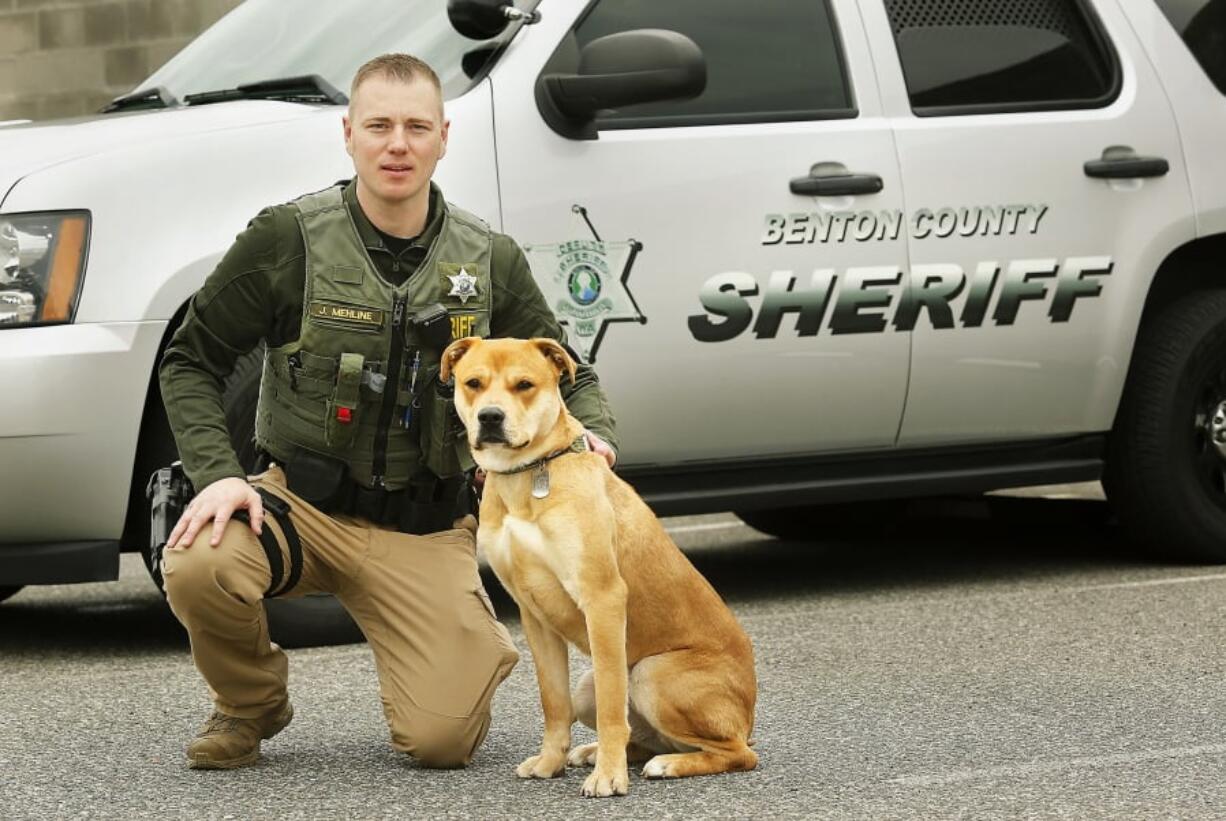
[309,301,384,328]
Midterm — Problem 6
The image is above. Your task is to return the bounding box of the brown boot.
[186,701,294,769]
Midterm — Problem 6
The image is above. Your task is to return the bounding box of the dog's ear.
[533,338,577,385]
[440,337,479,382]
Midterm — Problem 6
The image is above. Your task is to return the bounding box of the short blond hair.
[350,53,442,102]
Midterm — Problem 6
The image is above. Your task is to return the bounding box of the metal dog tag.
[532,464,550,499]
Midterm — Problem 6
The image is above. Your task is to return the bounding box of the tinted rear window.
[884,0,1117,115]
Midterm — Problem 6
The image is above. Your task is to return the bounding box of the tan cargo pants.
[161,465,519,768]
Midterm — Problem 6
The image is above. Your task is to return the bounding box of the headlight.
[0,211,89,327]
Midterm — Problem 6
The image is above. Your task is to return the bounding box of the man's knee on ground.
[391,710,487,769]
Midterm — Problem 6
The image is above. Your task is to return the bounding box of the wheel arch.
[1106,231,1226,434]
[118,299,192,552]
[1139,232,1226,326]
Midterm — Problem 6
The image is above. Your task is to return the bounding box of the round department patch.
[567,263,603,306]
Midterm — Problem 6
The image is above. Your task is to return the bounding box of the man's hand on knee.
[167,477,265,549]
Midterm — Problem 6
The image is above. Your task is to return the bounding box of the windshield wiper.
[100,86,179,114]
[183,75,348,107]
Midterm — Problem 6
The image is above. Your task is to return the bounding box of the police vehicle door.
[491,0,912,464]
[864,0,1194,447]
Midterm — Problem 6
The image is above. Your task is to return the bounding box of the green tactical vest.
[255,184,492,489]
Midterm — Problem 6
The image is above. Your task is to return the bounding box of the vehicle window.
[1153,0,1226,95]
[136,0,538,105]
[883,0,1117,115]
[572,0,853,128]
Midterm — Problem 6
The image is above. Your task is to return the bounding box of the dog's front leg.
[581,579,631,798]
[516,607,572,779]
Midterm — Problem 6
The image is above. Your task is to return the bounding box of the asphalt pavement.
[4,488,1226,819]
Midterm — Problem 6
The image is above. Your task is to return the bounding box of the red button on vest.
[336,406,352,424]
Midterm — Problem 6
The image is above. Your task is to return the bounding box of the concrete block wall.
[0,0,243,122]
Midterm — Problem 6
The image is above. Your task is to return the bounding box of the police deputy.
[157,54,618,770]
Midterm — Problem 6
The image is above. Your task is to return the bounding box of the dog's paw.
[515,752,566,779]
[642,754,677,779]
[580,766,629,798]
[566,742,599,768]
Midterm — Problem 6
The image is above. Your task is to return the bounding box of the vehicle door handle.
[1083,156,1169,179]
[790,173,884,197]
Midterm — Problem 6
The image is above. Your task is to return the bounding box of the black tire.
[0,586,24,603]
[142,344,365,648]
[265,595,368,649]
[1104,290,1226,562]
[737,500,913,542]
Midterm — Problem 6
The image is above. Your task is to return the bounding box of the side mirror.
[447,0,512,40]
[537,29,707,139]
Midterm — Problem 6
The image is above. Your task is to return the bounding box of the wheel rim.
[1193,369,1226,511]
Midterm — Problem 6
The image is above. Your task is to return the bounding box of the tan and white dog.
[440,336,757,798]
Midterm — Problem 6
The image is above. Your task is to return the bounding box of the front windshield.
[137,0,537,103]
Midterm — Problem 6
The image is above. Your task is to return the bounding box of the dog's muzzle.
[474,406,509,446]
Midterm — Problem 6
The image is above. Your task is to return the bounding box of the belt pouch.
[398,477,456,535]
[285,449,349,511]
[325,352,364,449]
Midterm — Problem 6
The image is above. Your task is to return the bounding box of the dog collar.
[493,435,588,499]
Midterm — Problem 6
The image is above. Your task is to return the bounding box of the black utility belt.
[259,449,467,535]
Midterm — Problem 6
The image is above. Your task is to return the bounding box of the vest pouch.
[284,449,349,512]
[422,370,463,479]
[326,352,365,450]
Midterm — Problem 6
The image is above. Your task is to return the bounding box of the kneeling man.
[157,52,618,769]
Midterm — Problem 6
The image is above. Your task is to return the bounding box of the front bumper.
[0,540,118,585]
[0,321,166,565]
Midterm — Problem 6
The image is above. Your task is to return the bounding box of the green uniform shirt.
[160,179,618,492]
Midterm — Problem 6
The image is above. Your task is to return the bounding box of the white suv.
[2,0,1224,639]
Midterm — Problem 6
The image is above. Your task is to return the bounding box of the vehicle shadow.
[0,496,1182,653]
[0,573,184,655]
[479,495,1173,615]
[684,496,1163,609]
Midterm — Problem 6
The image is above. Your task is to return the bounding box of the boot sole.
[188,748,260,770]
[186,704,294,770]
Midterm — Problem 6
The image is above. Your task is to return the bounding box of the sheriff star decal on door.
[524,205,645,364]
